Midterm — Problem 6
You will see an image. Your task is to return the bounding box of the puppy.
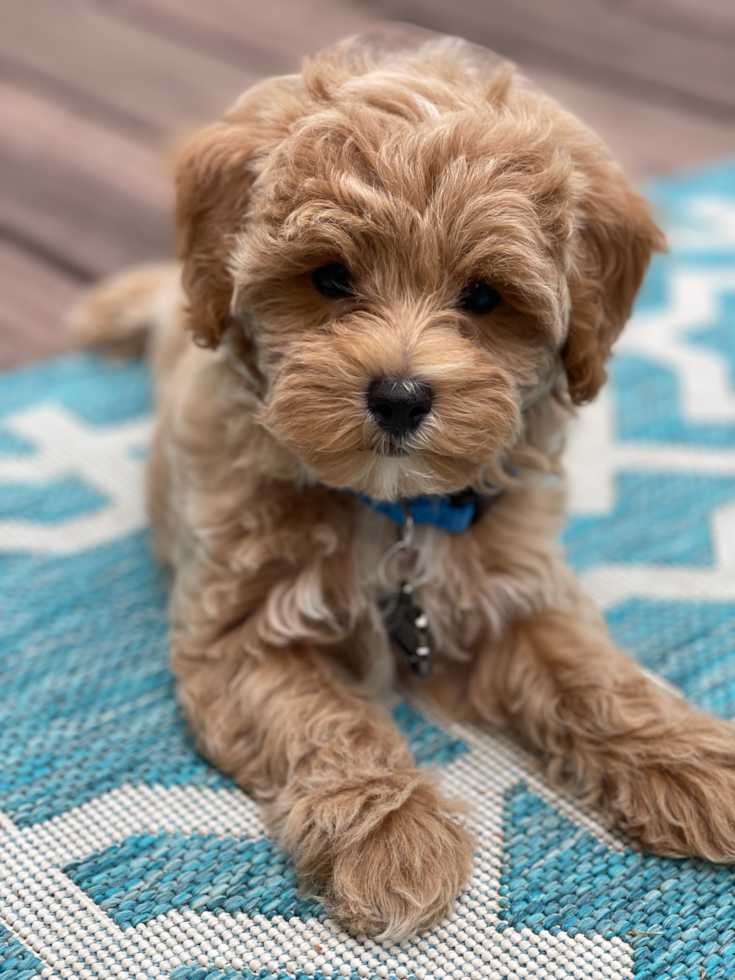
[70,27,735,941]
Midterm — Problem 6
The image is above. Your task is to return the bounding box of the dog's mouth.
[375,442,410,459]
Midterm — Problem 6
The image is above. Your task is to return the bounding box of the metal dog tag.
[384,581,432,677]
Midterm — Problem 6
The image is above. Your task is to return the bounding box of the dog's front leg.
[470,595,735,860]
[172,635,474,940]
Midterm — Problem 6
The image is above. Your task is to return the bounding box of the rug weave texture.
[1,159,735,980]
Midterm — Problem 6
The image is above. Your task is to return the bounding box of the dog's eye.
[311,263,354,299]
[459,281,502,315]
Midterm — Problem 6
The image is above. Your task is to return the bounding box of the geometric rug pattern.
[1,158,734,979]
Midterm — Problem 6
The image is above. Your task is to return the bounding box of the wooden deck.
[2,0,734,369]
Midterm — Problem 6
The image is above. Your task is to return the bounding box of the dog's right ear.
[175,77,301,348]
[176,119,258,348]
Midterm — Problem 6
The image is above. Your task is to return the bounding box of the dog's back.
[66,262,188,386]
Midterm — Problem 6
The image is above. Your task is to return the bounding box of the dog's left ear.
[175,76,301,347]
[563,160,665,405]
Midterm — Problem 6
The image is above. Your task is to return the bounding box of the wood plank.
[0,152,170,278]
[105,0,378,72]
[0,238,81,368]
[2,0,735,375]
[110,0,734,176]
[623,0,735,43]
[0,84,173,278]
[0,84,171,210]
[373,0,735,118]
[0,0,259,140]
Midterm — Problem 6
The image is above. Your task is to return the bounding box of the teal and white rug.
[1,158,735,980]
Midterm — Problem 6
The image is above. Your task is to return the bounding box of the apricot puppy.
[70,28,735,940]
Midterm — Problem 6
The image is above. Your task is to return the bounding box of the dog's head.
[176,28,663,499]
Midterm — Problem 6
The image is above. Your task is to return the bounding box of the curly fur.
[68,28,735,942]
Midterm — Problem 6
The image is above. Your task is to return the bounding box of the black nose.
[367,378,433,438]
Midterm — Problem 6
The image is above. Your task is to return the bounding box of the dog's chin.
[379,446,410,459]
[302,446,488,501]
[261,400,516,500]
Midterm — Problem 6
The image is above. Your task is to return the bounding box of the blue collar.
[354,488,500,534]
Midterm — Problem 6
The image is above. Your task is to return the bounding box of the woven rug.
[1,158,735,980]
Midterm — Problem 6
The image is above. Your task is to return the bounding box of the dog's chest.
[355,506,486,665]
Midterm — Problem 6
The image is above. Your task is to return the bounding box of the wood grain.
[105,0,379,70]
[623,0,735,44]
[0,0,257,138]
[0,238,83,368]
[1,0,734,369]
[371,0,735,118]
[0,85,173,278]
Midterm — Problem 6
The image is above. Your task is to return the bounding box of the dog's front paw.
[609,721,735,862]
[277,770,474,940]
[325,780,474,940]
